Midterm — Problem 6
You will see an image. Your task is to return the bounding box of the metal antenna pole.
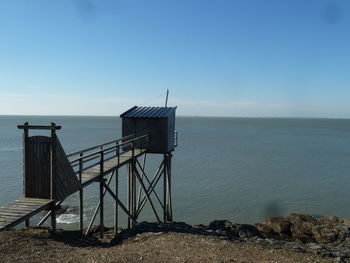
[165,89,169,107]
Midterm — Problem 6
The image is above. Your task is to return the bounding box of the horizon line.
[0,114,349,120]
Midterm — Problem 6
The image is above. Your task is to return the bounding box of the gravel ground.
[0,228,338,263]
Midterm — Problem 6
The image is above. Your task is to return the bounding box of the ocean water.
[1,116,350,229]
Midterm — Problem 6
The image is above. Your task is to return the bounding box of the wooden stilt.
[85,171,114,235]
[50,123,57,233]
[99,151,104,238]
[127,163,132,229]
[51,207,56,232]
[167,153,173,221]
[114,169,118,234]
[163,154,167,222]
[132,159,137,226]
[79,153,83,235]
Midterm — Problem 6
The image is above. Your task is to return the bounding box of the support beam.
[79,153,83,235]
[85,171,114,236]
[136,163,164,216]
[137,154,146,212]
[114,169,118,234]
[37,200,63,226]
[79,187,83,234]
[134,168,161,222]
[99,151,104,238]
[103,181,137,224]
[132,157,137,225]
[50,123,57,233]
[127,164,132,229]
[23,122,29,199]
[163,154,167,222]
[166,153,173,221]
[51,206,56,232]
[136,159,164,209]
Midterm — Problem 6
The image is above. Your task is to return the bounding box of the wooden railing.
[67,134,150,179]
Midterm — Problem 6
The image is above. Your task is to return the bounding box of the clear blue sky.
[0,0,349,117]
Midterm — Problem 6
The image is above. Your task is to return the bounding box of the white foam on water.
[57,213,80,224]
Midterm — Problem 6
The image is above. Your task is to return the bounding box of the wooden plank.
[12,203,49,209]
[10,203,49,210]
[0,204,41,210]
[82,174,99,180]
[0,200,54,230]
[18,125,61,130]
[0,207,34,214]
[16,197,52,203]
[0,210,27,217]
[0,214,22,220]
[0,212,28,218]
[0,200,52,214]
[26,136,51,199]
[13,198,50,204]
[0,212,35,218]
[81,177,98,182]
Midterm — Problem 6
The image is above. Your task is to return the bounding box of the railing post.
[114,168,119,234]
[127,140,136,229]
[23,122,30,227]
[127,162,131,229]
[117,145,120,166]
[99,150,104,238]
[79,153,83,235]
[115,141,119,234]
[163,153,167,222]
[132,141,136,224]
[50,122,57,232]
[167,152,173,221]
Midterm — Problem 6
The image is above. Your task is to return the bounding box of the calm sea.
[1,116,350,229]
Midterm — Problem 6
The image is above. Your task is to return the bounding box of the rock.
[254,223,275,238]
[263,216,291,238]
[287,213,316,224]
[340,218,350,227]
[111,216,350,260]
[290,220,314,243]
[232,224,260,238]
[307,242,323,250]
[208,220,259,239]
[317,216,340,225]
[194,224,209,231]
[208,220,234,232]
[287,214,316,243]
[312,225,338,244]
[254,213,350,248]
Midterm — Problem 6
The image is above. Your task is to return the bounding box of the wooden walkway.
[80,148,145,187]
[0,148,146,231]
[0,198,53,230]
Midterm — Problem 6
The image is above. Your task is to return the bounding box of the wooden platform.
[0,198,53,230]
[80,148,146,187]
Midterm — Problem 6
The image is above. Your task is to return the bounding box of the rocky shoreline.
[113,213,350,261]
[1,214,350,262]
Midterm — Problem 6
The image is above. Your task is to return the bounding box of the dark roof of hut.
[120,106,177,118]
